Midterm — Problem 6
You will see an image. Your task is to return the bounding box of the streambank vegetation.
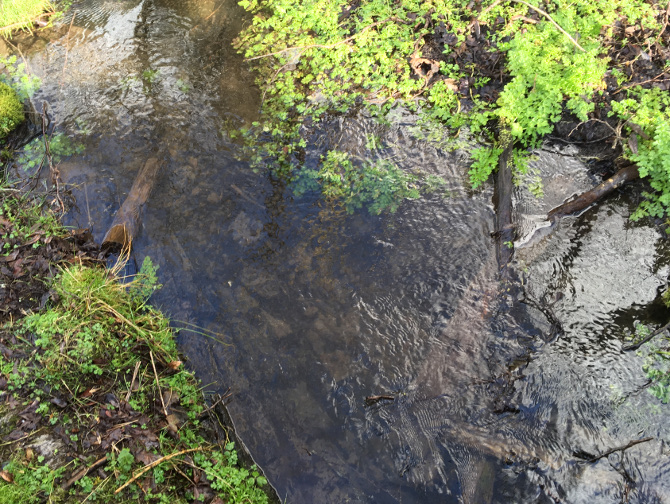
[234,0,670,221]
[0,34,275,504]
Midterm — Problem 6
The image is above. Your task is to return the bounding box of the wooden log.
[102,158,161,248]
[547,163,639,221]
[494,140,515,273]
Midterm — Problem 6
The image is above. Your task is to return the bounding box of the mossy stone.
[0,82,24,139]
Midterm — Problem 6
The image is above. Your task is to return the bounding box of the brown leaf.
[166,413,181,435]
[0,470,13,483]
[80,387,99,398]
[167,360,182,370]
[135,449,161,466]
[25,447,34,462]
[0,250,19,263]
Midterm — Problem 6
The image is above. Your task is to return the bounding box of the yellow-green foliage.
[0,0,53,37]
[0,82,23,139]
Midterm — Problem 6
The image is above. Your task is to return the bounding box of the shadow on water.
[7,1,670,502]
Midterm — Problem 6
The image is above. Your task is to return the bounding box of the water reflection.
[8,1,670,502]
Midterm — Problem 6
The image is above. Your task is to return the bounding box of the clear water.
[8,1,670,502]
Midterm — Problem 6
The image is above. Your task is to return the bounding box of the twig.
[62,455,107,490]
[125,361,141,403]
[245,17,405,61]
[365,394,394,404]
[62,12,76,80]
[467,0,502,30]
[114,447,205,494]
[230,183,264,209]
[509,0,585,52]
[585,437,653,463]
[204,2,223,21]
[40,102,65,214]
[612,69,669,95]
[150,351,169,418]
[624,320,670,351]
[199,389,233,417]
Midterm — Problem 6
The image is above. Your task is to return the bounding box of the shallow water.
[7,1,670,501]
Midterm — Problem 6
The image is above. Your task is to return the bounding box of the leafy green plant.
[629,322,670,403]
[0,454,66,504]
[193,444,269,504]
[0,56,41,100]
[0,192,63,254]
[235,0,663,212]
[611,87,670,220]
[16,133,84,172]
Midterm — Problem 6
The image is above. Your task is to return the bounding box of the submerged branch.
[623,319,670,351]
[494,137,515,274]
[547,163,639,221]
[584,437,654,463]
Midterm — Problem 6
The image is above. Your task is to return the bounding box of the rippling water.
[7,1,670,502]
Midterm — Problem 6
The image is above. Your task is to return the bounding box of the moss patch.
[0,81,23,139]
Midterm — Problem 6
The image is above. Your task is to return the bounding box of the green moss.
[0,82,24,139]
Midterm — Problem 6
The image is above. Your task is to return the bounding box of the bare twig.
[509,0,586,52]
[585,437,653,463]
[62,456,107,490]
[125,361,142,403]
[62,12,76,80]
[467,0,502,30]
[114,447,205,494]
[612,69,669,95]
[150,351,169,418]
[624,320,670,351]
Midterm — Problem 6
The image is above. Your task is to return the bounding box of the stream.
[5,0,670,502]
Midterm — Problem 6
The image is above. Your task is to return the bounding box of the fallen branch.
[585,437,653,463]
[62,456,107,490]
[114,447,205,494]
[547,163,639,221]
[494,137,515,274]
[102,158,161,248]
[623,319,670,351]
[365,395,394,405]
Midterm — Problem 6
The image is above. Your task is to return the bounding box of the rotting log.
[102,158,161,248]
[547,163,639,222]
[494,140,515,274]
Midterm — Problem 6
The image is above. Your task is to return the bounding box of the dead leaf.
[166,413,181,434]
[167,360,182,370]
[135,449,161,466]
[0,470,13,483]
[0,250,19,263]
[409,56,439,83]
[80,387,99,398]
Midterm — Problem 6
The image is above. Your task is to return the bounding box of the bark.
[494,141,515,273]
[547,163,639,221]
[102,158,161,248]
